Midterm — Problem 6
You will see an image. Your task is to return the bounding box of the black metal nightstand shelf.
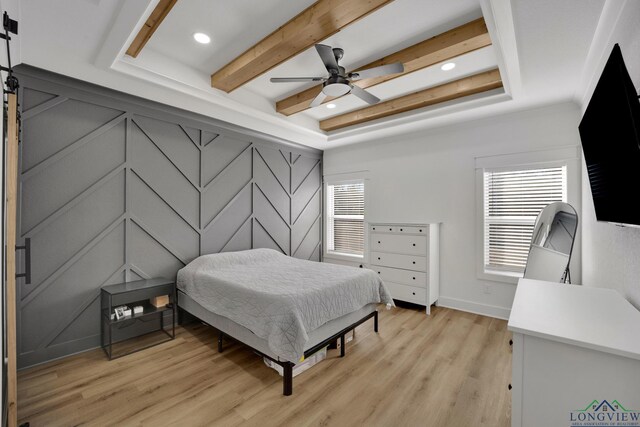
[101,278,176,360]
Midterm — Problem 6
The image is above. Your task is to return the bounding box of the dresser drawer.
[371,233,427,255]
[398,226,428,235]
[369,225,429,235]
[374,266,427,287]
[370,224,399,233]
[385,281,426,305]
[370,252,427,271]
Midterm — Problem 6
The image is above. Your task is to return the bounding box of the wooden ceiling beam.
[277,18,492,116]
[210,0,395,93]
[319,68,502,131]
[126,0,177,58]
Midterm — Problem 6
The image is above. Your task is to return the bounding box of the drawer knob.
[373,227,376,230]
[359,265,363,268]
[400,228,403,231]
[508,384,512,391]
[389,228,392,231]
[509,339,513,346]
[412,243,416,246]
[419,229,422,232]
[412,261,416,264]
[378,241,381,244]
[412,292,416,295]
[378,272,380,274]
[413,277,416,280]
[378,257,381,260]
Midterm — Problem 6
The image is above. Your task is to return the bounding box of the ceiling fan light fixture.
[193,32,211,44]
[326,103,337,109]
[271,44,395,108]
[322,82,351,97]
[441,62,456,71]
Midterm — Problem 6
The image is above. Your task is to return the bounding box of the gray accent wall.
[14,66,322,368]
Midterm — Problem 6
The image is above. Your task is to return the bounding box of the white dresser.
[509,279,640,426]
[369,223,439,314]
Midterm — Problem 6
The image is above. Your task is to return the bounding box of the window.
[326,181,364,257]
[483,165,567,277]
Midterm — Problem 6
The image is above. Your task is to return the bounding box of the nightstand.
[101,278,176,360]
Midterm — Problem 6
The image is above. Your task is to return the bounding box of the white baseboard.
[437,296,511,320]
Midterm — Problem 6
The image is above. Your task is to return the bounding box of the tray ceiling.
[15,0,608,148]
[135,0,500,132]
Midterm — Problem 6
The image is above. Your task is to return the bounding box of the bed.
[176,248,394,395]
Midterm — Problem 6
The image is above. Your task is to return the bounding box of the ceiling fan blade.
[350,62,404,80]
[309,91,327,108]
[270,77,325,83]
[350,85,380,105]
[315,44,340,74]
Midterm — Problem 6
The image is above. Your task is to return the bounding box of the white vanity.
[508,279,640,426]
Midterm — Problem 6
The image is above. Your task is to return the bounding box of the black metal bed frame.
[178,290,379,396]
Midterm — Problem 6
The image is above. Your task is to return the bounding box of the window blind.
[327,182,364,256]
[484,166,567,273]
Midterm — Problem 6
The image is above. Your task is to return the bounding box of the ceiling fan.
[270,44,404,108]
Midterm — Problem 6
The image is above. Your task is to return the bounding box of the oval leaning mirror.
[523,202,578,283]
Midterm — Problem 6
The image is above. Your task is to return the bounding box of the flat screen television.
[579,43,640,226]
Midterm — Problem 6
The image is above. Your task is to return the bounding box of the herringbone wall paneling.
[15,67,322,368]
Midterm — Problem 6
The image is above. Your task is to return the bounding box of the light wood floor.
[18,305,512,426]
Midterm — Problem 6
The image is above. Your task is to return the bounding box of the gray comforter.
[177,248,394,363]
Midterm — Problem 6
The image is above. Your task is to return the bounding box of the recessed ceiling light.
[193,33,211,44]
[441,62,456,71]
[326,103,337,109]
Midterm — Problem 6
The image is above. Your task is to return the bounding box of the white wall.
[324,102,582,319]
[579,0,640,309]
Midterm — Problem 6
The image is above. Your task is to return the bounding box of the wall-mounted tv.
[579,44,640,226]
